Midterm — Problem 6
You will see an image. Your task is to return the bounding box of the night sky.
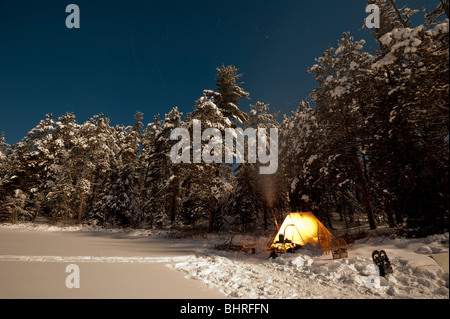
[0,0,432,144]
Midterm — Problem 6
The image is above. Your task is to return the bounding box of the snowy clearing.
[0,223,448,299]
[0,223,222,299]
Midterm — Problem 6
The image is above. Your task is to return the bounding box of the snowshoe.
[379,250,393,275]
[372,250,385,276]
[372,250,380,263]
[372,250,393,276]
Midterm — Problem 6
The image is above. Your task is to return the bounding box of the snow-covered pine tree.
[42,113,82,223]
[365,0,421,47]
[97,115,144,227]
[308,32,377,229]
[366,3,449,232]
[6,114,57,222]
[144,107,184,228]
[279,100,345,228]
[0,133,10,195]
[0,189,28,223]
[227,163,260,231]
[85,114,121,225]
[0,132,7,159]
[204,65,250,126]
[94,162,138,227]
[162,107,185,225]
[117,111,143,168]
[249,102,285,229]
[136,115,162,226]
[0,132,16,222]
[280,101,319,211]
[183,93,235,232]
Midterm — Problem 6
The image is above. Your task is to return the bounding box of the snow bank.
[0,222,89,233]
[168,234,449,299]
[0,222,157,238]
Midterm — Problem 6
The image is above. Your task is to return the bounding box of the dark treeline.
[0,1,448,235]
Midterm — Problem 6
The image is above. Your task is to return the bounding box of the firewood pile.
[215,236,256,254]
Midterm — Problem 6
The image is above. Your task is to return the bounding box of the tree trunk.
[353,148,377,230]
[208,194,214,233]
[394,203,403,225]
[385,201,396,228]
[32,193,42,222]
[77,192,85,224]
[169,178,178,223]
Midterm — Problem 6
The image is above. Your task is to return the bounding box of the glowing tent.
[269,212,333,254]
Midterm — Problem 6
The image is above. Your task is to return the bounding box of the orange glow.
[270,212,332,252]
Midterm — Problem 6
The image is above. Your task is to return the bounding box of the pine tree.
[8,114,56,221]
[228,163,260,231]
[144,107,185,228]
[42,113,81,222]
[94,163,138,227]
[137,115,162,226]
[248,101,285,228]
[0,132,8,159]
[85,114,121,225]
[279,101,320,212]
[366,4,449,232]
[308,33,377,229]
[0,189,28,223]
[0,133,10,195]
[0,132,17,222]
[183,93,235,232]
[204,65,250,126]
[366,0,420,46]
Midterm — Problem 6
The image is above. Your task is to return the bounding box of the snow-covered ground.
[0,222,448,299]
[171,233,449,299]
[0,223,223,299]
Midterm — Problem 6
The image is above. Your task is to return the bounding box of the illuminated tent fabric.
[430,253,449,274]
[269,212,333,253]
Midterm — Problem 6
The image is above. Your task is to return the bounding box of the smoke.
[260,175,276,209]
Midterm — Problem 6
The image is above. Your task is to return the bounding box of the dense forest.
[0,1,448,236]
